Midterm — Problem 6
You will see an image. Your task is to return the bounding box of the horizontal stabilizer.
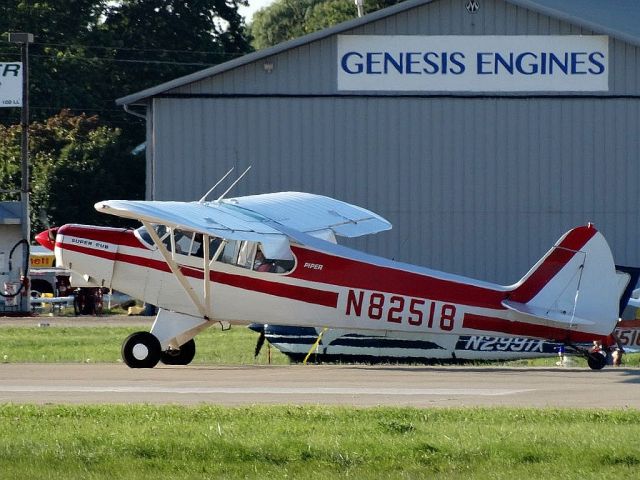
[502,299,595,326]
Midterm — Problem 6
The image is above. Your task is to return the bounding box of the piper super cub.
[36,183,629,370]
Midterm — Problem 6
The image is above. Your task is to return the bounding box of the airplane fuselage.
[53,224,611,345]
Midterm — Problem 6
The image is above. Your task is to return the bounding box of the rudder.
[504,225,624,336]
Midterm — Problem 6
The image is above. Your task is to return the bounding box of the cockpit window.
[172,229,204,257]
[134,226,154,247]
[217,240,294,273]
[135,225,217,259]
[134,226,294,273]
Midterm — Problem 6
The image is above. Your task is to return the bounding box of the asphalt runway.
[1,363,639,408]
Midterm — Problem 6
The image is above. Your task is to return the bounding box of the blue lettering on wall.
[405,52,421,74]
[366,52,383,74]
[571,52,587,74]
[341,47,606,79]
[341,51,363,74]
[516,52,538,75]
[549,52,569,74]
[477,52,492,74]
[383,52,403,74]
[494,52,514,74]
[449,52,465,74]
[423,52,440,74]
[588,52,606,74]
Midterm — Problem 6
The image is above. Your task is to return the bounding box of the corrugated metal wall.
[146,0,640,284]
[150,96,640,283]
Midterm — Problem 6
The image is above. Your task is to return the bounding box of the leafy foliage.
[250,0,405,49]
[0,0,251,125]
[0,1,252,234]
[1,110,143,233]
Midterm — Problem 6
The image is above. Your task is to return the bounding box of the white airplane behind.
[36,190,628,370]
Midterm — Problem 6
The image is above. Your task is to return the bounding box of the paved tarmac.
[1,363,638,408]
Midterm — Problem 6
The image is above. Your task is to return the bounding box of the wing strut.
[142,221,212,320]
[203,234,211,312]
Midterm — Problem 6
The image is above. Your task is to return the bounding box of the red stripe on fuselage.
[211,272,338,308]
[288,246,507,309]
[463,313,607,343]
[57,240,338,308]
[58,224,144,249]
[57,241,118,261]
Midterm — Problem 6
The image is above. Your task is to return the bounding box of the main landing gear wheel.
[587,351,607,370]
[121,331,161,368]
[160,339,196,366]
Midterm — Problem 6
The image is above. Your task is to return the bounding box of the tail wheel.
[160,339,196,366]
[587,351,607,370]
[122,331,161,368]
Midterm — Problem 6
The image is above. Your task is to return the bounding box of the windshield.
[134,226,294,272]
[134,225,154,248]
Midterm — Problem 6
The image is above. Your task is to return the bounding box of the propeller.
[254,330,266,358]
[248,323,267,358]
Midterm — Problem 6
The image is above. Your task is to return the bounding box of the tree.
[0,1,253,234]
[250,0,323,50]
[249,0,405,50]
[0,110,144,235]
[0,1,104,125]
[1,1,252,126]
[304,0,357,34]
[95,0,252,117]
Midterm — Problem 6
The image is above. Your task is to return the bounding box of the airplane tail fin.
[503,225,626,336]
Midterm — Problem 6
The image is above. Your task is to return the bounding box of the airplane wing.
[95,192,391,259]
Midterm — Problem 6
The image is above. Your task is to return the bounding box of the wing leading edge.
[95,192,391,259]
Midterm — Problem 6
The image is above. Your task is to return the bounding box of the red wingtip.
[35,228,58,251]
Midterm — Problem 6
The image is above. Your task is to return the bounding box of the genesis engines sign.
[337,35,609,92]
[0,62,22,107]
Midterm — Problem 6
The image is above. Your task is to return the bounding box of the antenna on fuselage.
[217,166,252,201]
[198,167,235,203]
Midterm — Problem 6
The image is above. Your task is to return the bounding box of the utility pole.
[355,0,364,18]
[8,32,34,312]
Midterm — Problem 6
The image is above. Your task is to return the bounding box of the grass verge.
[1,324,640,366]
[0,326,290,365]
[0,405,639,479]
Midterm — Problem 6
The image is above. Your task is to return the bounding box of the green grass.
[1,327,639,478]
[1,324,640,366]
[0,326,290,365]
[0,405,638,479]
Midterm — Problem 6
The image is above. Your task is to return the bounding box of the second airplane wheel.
[587,351,607,370]
[121,331,162,368]
[160,339,196,365]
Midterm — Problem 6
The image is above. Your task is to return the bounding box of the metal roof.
[116,0,640,106]
[510,0,640,46]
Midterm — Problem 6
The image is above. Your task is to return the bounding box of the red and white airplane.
[36,189,628,370]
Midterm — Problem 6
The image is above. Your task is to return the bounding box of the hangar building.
[117,0,640,284]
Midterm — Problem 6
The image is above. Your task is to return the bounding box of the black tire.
[587,351,607,370]
[121,331,162,368]
[160,339,196,366]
